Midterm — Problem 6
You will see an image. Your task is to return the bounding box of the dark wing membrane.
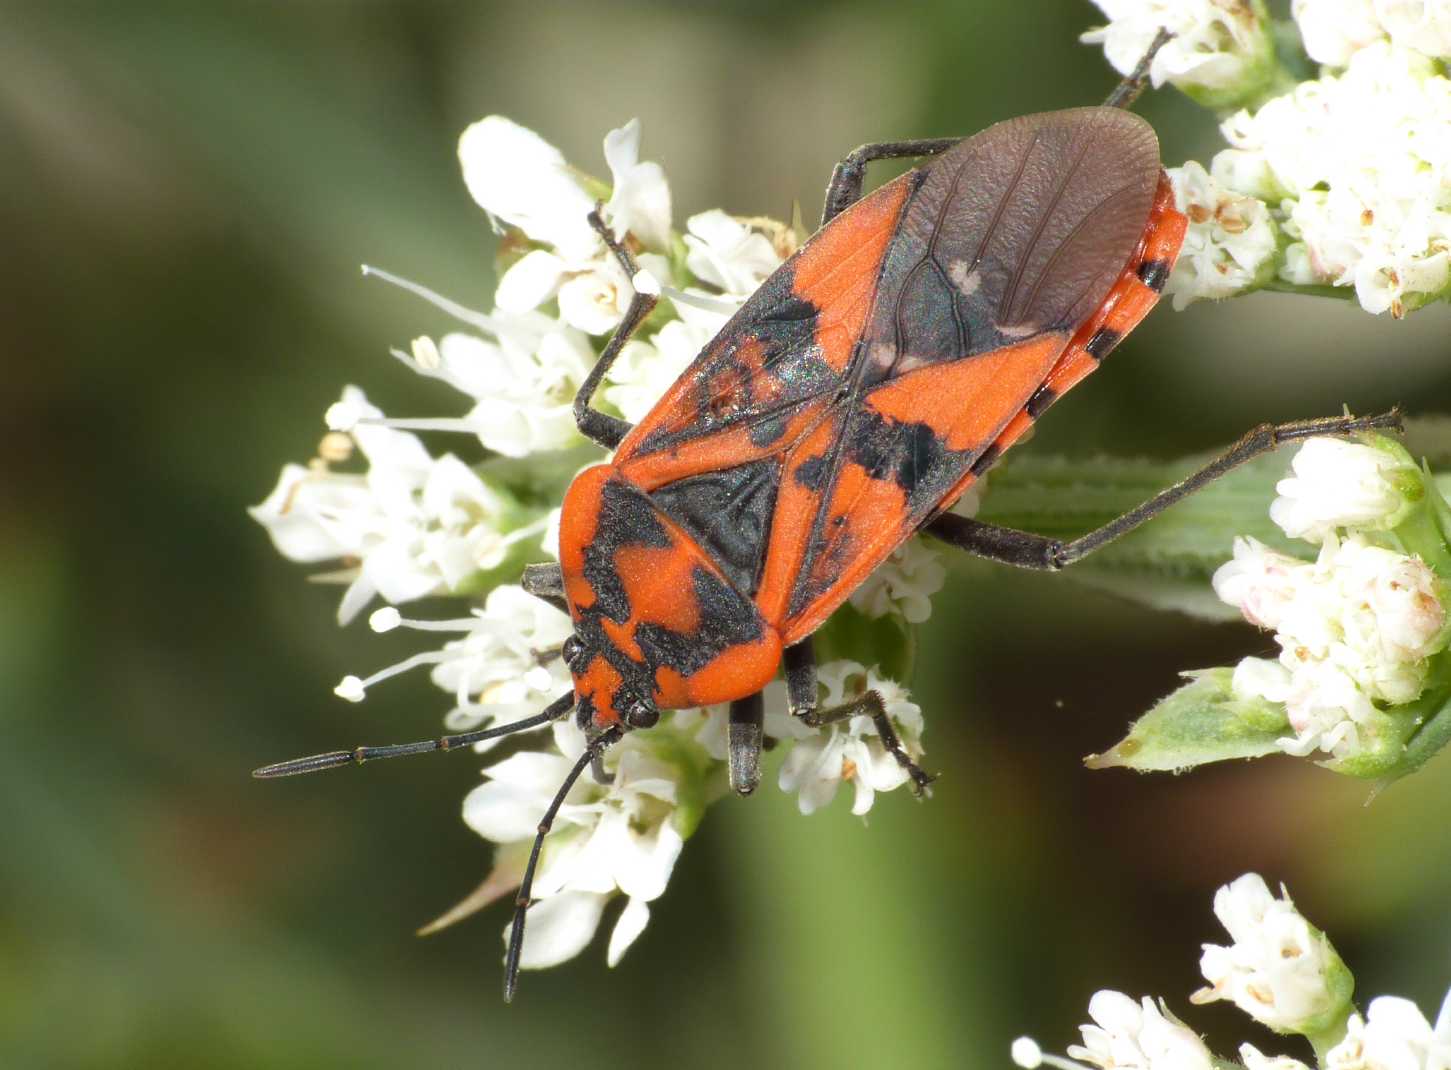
[857,106,1162,387]
[779,107,1163,638]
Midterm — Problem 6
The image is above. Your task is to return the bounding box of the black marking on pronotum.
[1025,385,1056,418]
[651,460,780,594]
[1084,326,1122,360]
[1137,258,1170,292]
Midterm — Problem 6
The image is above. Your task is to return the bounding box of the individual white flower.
[1324,987,1451,1069]
[1213,536,1311,630]
[381,324,594,457]
[849,539,947,623]
[475,119,673,336]
[1066,992,1215,1070]
[494,240,672,336]
[1293,0,1386,66]
[1269,437,1418,543]
[1166,161,1278,308]
[251,386,525,624]
[683,210,784,297]
[778,662,925,816]
[1332,536,1446,670]
[1239,1044,1314,1070]
[458,116,600,262]
[1192,873,1352,1034]
[603,118,672,251]
[1277,657,1380,756]
[1081,0,1277,105]
[463,717,710,970]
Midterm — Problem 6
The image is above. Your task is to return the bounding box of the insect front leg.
[783,640,936,796]
[522,562,568,613]
[819,138,959,227]
[925,409,1404,571]
[726,692,765,795]
[573,207,659,451]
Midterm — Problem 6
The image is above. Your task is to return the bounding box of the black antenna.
[1104,27,1174,110]
[252,690,576,778]
[504,726,622,1002]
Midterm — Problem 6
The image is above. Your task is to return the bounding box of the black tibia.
[575,207,658,450]
[819,137,959,226]
[505,725,621,1003]
[522,562,568,613]
[727,692,765,796]
[783,640,936,796]
[1103,27,1174,110]
[925,409,1405,571]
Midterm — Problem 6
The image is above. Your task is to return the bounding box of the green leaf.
[1085,667,1290,773]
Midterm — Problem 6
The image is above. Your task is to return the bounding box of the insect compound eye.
[561,635,586,671]
[623,698,660,731]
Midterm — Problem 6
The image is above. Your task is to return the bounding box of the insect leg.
[727,691,765,795]
[505,725,621,1002]
[1102,26,1174,110]
[784,640,936,796]
[925,408,1404,571]
[820,138,959,227]
[252,690,576,778]
[522,562,568,613]
[573,206,659,450]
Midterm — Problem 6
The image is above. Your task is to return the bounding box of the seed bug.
[254,30,1402,1000]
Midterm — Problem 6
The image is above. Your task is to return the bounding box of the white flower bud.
[1293,0,1386,66]
[1192,874,1352,1035]
[1066,991,1215,1070]
[1213,536,1311,630]
[1323,987,1451,1068]
[1269,437,1418,543]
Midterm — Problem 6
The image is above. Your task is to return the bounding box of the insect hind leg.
[573,206,657,451]
[783,641,935,796]
[925,409,1404,571]
[1103,26,1174,110]
[819,138,959,227]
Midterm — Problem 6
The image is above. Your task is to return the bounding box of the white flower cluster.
[1013,872,1451,1070]
[1086,1,1451,315]
[249,385,539,625]
[252,115,941,976]
[1212,438,1446,760]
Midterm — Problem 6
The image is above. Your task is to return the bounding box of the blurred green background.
[6,2,1451,1067]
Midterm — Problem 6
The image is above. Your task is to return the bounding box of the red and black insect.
[256,33,1399,1000]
